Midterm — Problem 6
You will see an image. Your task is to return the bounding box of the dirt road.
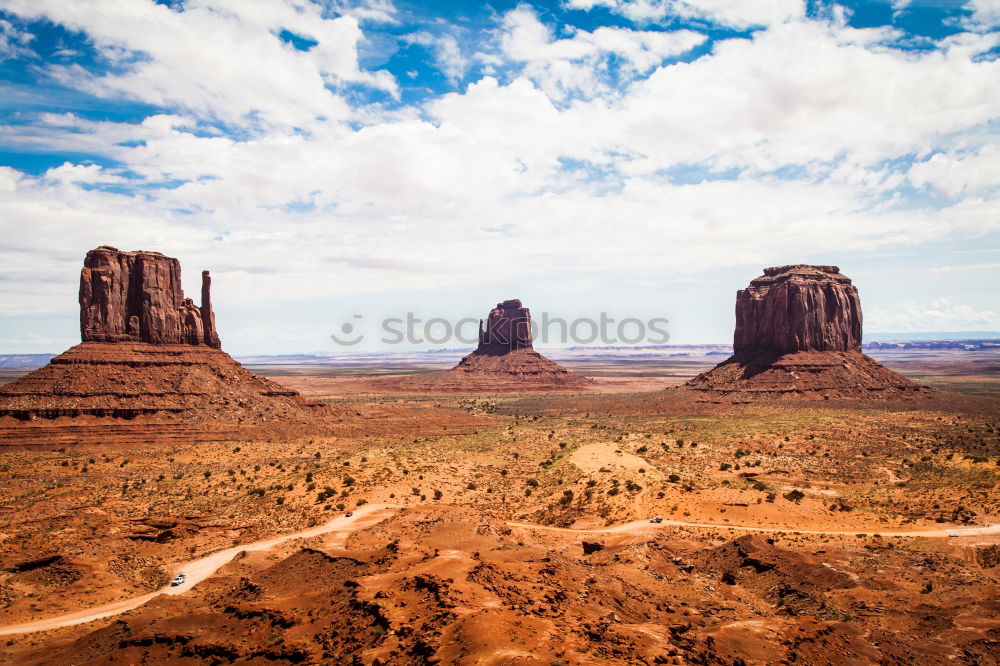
[0,503,399,637]
[2,505,996,636]
[508,517,1000,538]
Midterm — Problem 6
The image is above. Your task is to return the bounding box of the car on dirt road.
[171,573,186,586]
[345,511,353,517]
[650,516,663,524]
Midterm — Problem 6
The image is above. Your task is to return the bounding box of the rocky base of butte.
[685,265,926,400]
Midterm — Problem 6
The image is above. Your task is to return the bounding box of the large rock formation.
[384,299,589,392]
[733,265,861,355]
[684,265,925,400]
[0,247,323,437]
[475,299,533,354]
[80,246,220,347]
[450,299,589,387]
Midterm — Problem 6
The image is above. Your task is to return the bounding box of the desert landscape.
[0,253,997,665]
[1,2,998,663]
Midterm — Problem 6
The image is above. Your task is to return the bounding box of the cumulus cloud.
[498,6,706,98]
[2,0,397,129]
[0,18,33,61]
[0,1,997,351]
[564,0,805,28]
[867,299,1000,331]
[404,32,470,84]
[908,143,1000,198]
[965,0,1000,28]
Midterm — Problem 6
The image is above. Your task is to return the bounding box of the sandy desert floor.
[0,352,998,664]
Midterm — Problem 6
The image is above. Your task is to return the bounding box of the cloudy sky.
[0,0,998,354]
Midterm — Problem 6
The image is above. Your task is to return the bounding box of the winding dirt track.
[2,504,997,637]
[0,503,400,637]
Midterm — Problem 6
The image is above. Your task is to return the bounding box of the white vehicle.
[171,573,186,586]
[948,532,960,538]
[650,516,663,524]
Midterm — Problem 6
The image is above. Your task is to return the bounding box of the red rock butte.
[684,265,926,400]
[0,247,324,442]
[381,300,590,392]
[447,299,590,389]
[80,246,221,348]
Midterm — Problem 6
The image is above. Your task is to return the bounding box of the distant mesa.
[449,299,589,387]
[472,299,532,354]
[381,299,590,392]
[0,246,323,434]
[684,265,927,400]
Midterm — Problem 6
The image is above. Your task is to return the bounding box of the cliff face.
[476,299,533,354]
[733,265,861,356]
[438,298,589,389]
[685,265,924,400]
[79,246,220,348]
[0,246,326,428]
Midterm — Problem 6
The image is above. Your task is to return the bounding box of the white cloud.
[0,2,998,351]
[43,163,127,186]
[867,299,1000,331]
[564,0,805,28]
[404,32,469,83]
[2,0,397,129]
[908,143,1000,198]
[0,18,34,61]
[965,0,1000,28]
[498,6,706,99]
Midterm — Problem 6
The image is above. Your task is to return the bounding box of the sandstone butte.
[684,265,927,400]
[0,247,325,440]
[381,299,590,393]
[445,299,591,388]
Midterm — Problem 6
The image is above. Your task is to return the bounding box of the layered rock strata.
[80,246,220,347]
[684,265,925,400]
[0,247,320,430]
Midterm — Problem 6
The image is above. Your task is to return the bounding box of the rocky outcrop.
[684,265,926,400]
[387,299,590,392]
[0,247,326,432]
[449,299,589,388]
[734,265,861,355]
[80,246,220,348]
[477,299,533,353]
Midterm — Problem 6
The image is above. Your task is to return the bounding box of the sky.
[0,0,998,355]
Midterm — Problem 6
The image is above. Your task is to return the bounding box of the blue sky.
[0,0,998,354]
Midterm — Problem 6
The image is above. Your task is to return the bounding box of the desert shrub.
[784,489,805,503]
